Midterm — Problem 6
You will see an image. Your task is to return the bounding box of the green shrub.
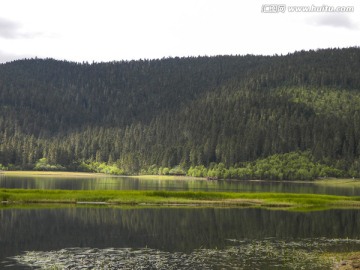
[34,158,65,171]
[77,161,125,175]
[0,164,8,171]
[169,165,186,175]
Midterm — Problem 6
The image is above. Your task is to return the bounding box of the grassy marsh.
[2,189,360,210]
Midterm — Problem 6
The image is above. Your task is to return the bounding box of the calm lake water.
[2,175,360,269]
[1,207,360,269]
[1,174,360,196]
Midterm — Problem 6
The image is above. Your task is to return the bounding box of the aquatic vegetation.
[9,238,355,269]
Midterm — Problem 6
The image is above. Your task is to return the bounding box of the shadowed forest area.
[1,47,360,179]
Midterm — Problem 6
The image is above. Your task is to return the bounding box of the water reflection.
[2,175,360,196]
[1,207,360,265]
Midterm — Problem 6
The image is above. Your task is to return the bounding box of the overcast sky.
[0,0,359,63]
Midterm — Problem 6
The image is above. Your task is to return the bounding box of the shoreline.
[1,171,112,178]
[1,171,199,180]
[2,170,359,183]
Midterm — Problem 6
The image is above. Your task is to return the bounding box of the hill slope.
[0,47,360,178]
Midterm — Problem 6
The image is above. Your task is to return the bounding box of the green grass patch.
[2,189,360,210]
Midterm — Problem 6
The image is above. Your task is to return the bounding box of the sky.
[0,0,359,63]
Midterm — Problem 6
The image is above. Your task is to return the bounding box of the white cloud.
[0,17,22,39]
[309,13,358,30]
[0,17,44,39]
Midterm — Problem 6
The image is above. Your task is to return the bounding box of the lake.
[2,174,360,269]
[2,174,360,196]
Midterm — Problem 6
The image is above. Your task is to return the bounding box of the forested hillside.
[1,47,360,179]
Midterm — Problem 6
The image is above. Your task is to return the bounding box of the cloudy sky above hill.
[0,0,359,63]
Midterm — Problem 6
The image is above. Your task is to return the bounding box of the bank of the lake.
[1,170,111,178]
[3,170,359,182]
[2,189,360,210]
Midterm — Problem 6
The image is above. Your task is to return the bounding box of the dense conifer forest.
[1,47,360,179]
